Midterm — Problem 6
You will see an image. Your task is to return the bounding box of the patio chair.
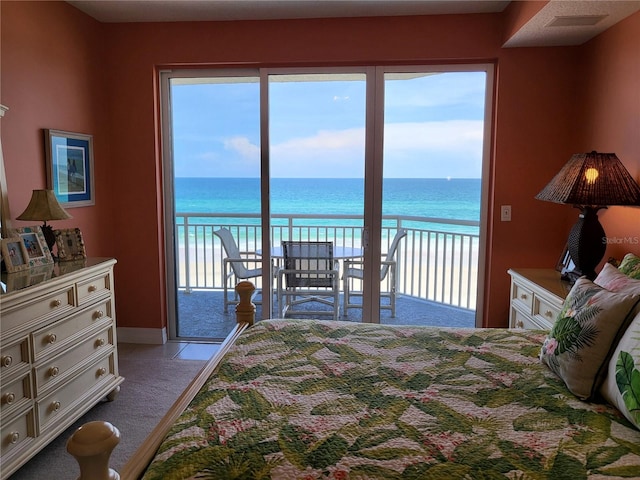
[343,228,407,318]
[214,228,268,313]
[277,241,340,321]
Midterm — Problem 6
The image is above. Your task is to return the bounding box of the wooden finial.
[235,281,256,326]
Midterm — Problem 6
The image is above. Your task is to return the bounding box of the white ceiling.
[68,0,640,46]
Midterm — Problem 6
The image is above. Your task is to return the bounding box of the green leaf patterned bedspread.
[142,320,640,479]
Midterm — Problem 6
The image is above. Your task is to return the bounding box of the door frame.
[160,62,494,338]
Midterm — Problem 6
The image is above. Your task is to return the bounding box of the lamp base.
[41,223,57,258]
[566,206,606,281]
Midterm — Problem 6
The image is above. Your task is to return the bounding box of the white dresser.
[0,257,123,478]
[507,268,571,330]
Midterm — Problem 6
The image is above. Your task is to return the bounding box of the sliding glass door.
[162,72,262,340]
[161,64,492,340]
[381,68,487,324]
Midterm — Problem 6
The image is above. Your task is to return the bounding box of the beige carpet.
[7,343,208,480]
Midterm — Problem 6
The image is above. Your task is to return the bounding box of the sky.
[171,71,486,179]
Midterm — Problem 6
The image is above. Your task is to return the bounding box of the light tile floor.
[118,341,221,361]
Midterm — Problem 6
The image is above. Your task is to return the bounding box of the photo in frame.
[1,237,31,273]
[44,129,95,208]
[557,244,577,281]
[55,228,87,261]
[10,226,54,267]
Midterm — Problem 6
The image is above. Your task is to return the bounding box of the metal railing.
[175,213,479,310]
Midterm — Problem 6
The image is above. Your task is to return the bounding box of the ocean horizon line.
[175,176,482,180]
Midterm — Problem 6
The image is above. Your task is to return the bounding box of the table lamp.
[535,151,640,282]
[17,189,72,253]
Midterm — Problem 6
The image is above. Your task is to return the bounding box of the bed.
[68,254,640,480]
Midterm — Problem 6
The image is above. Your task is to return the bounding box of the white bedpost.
[66,421,121,480]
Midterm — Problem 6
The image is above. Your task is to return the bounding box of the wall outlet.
[501,205,512,221]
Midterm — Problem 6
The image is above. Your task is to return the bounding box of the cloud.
[224,136,260,159]
[178,120,484,178]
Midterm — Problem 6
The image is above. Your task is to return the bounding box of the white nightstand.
[507,268,572,330]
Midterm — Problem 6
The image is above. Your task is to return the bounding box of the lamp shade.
[535,151,640,207]
[17,189,72,222]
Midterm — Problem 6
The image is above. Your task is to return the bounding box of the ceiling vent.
[547,15,609,27]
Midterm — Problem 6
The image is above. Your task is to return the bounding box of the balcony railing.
[175,213,480,310]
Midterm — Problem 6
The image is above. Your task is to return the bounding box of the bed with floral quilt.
[78,254,640,479]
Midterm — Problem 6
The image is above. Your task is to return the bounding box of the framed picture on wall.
[10,226,54,267]
[44,129,95,208]
[54,228,87,261]
[1,236,31,273]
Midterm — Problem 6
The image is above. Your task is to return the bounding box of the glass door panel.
[166,74,262,341]
[267,72,367,321]
[381,69,486,326]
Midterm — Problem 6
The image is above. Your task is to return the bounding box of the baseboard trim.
[117,327,168,344]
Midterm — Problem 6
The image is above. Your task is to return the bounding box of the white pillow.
[595,262,640,317]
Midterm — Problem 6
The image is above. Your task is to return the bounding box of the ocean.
[175,177,481,233]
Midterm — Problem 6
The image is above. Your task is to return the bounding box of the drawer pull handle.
[545,310,554,317]
[94,310,104,319]
[9,432,20,444]
[1,355,13,368]
[47,334,57,344]
[97,367,107,376]
[52,401,61,412]
[51,299,62,308]
[3,393,16,405]
[96,338,106,347]
[49,366,60,377]
[520,294,528,300]
[88,285,98,292]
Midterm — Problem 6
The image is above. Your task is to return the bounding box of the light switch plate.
[501,205,511,222]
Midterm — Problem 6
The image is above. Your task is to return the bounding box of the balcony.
[174,212,479,339]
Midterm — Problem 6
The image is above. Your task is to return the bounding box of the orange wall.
[2,2,639,333]
[1,1,115,256]
[577,12,640,264]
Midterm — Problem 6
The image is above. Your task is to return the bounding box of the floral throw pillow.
[600,311,640,430]
[619,253,640,280]
[540,277,640,401]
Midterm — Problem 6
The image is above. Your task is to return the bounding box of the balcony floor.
[176,290,476,340]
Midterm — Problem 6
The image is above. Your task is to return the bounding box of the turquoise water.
[177,177,479,217]
[174,178,480,243]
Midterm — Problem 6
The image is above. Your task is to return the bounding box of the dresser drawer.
[37,352,117,432]
[510,307,548,330]
[511,281,534,313]
[1,371,33,416]
[0,407,36,459]
[533,296,561,330]
[77,271,113,306]
[1,286,76,334]
[32,299,113,360]
[34,325,115,395]
[0,338,30,378]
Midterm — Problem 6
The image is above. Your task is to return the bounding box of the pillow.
[619,253,640,280]
[595,262,640,317]
[600,310,640,429]
[540,277,640,401]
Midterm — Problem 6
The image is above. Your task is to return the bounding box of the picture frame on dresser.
[0,236,30,273]
[44,129,95,208]
[10,225,54,267]
[55,227,87,261]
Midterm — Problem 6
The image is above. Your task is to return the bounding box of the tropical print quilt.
[142,319,640,479]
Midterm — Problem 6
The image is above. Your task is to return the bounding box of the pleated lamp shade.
[17,189,72,222]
